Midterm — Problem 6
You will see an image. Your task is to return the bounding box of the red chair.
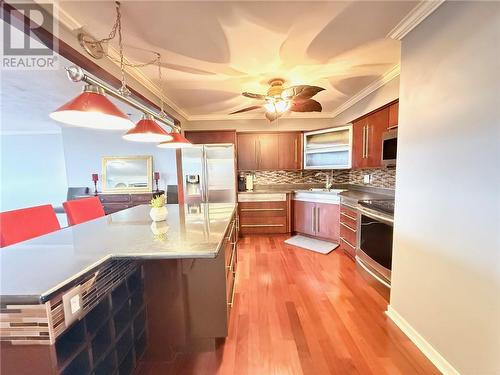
[0,205,61,247]
[63,196,105,226]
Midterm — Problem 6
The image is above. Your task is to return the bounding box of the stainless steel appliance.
[181,144,236,203]
[356,199,394,287]
[382,129,397,167]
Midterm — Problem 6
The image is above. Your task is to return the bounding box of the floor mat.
[284,235,339,254]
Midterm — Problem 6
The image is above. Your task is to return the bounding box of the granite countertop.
[338,190,394,202]
[0,203,236,303]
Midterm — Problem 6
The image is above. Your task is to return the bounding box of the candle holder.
[154,172,160,193]
[92,173,99,196]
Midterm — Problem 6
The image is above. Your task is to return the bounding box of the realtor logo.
[1,2,58,69]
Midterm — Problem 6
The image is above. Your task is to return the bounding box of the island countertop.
[0,203,236,304]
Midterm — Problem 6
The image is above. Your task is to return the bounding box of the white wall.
[390,2,500,374]
[61,128,178,192]
[0,133,67,211]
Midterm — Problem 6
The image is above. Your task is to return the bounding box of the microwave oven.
[382,129,397,166]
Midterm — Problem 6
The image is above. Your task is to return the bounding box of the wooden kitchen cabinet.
[237,132,300,171]
[352,107,389,168]
[258,134,279,170]
[293,200,340,242]
[184,130,236,144]
[237,133,259,170]
[293,200,315,236]
[315,203,340,242]
[388,101,399,129]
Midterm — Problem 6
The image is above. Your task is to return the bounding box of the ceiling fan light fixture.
[157,132,192,149]
[122,114,173,142]
[49,85,134,130]
[275,100,291,113]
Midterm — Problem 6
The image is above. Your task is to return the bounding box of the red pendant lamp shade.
[157,132,192,149]
[49,85,133,130]
[122,114,173,142]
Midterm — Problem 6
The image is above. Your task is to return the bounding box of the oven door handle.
[358,207,394,225]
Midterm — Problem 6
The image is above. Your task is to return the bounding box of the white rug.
[284,235,339,254]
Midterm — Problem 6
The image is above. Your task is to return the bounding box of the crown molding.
[329,64,400,119]
[388,0,445,40]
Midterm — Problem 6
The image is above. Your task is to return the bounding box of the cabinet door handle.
[254,140,258,165]
[258,140,261,168]
[316,206,320,233]
[362,125,366,158]
[311,206,315,233]
[294,138,298,164]
[365,124,369,157]
[363,125,368,158]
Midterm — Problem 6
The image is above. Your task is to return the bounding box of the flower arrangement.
[149,194,167,222]
[150,194,166,208]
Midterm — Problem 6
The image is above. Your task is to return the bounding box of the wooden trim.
[0,1,180,125]
[351,99,399,124]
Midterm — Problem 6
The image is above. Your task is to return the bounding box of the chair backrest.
[63,196,105,226]
[0,205,61,247]
[67,187,90,201]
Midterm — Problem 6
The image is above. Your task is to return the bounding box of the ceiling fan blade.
[229,105,262,114]
[242,92,267,100]
[282,85,325,100]
[290,99,322,112]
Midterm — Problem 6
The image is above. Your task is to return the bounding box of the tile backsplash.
[249,168,396,189]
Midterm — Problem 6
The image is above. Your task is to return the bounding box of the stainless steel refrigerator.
[181,144,236,204]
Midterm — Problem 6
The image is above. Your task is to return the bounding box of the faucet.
[315,171,333,190]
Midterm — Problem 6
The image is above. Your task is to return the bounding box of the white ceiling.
[59,1,418,121]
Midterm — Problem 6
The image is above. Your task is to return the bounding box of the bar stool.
[0,205,61,247]
[63,196,105,226]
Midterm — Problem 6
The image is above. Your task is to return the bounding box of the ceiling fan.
[230,79,325,121]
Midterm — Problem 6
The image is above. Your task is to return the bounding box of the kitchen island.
[0,203,238,375]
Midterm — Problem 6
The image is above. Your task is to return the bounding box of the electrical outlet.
[363,174,371,184]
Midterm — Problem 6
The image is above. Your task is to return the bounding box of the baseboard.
[386,305,460,375]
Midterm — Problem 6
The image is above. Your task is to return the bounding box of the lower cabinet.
[339,205,358,259]
[238,200,290,234]
[293,200,340,242]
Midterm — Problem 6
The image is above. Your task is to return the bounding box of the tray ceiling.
[59,1,418,120]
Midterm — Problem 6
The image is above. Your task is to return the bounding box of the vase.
[150,206,167,222]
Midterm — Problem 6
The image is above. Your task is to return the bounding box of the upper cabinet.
[237,132,302,171]
[388,101,399,129]
[184,130,236,144]
[278,132,302,170]
[352,107,390,168]
[303,126,352,169]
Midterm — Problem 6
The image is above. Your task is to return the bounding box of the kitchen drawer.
[239,216,287,234]
[340,205,357,218]
[99,194,131,203]
[340,208,357,230]
[340,222,357,245]
[340,236,356,259]
[239,201,287,217]
[226,242,237,278]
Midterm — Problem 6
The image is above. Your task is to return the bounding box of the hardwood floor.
[137,235,439,375]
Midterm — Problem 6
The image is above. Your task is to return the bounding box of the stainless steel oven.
[356,201,394,287]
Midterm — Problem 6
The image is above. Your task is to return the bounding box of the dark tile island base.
[0,204,238,375]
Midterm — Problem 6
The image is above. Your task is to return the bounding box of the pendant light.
[157,131,192,149]
[122,114,173,142]
[49,85,133,130]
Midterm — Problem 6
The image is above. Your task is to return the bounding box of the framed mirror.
[101,156,153,193]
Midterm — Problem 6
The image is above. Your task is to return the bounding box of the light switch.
[363,174,371,184]
[70,294,81,314]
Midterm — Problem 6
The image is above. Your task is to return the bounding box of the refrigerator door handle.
[201,146,208,203]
